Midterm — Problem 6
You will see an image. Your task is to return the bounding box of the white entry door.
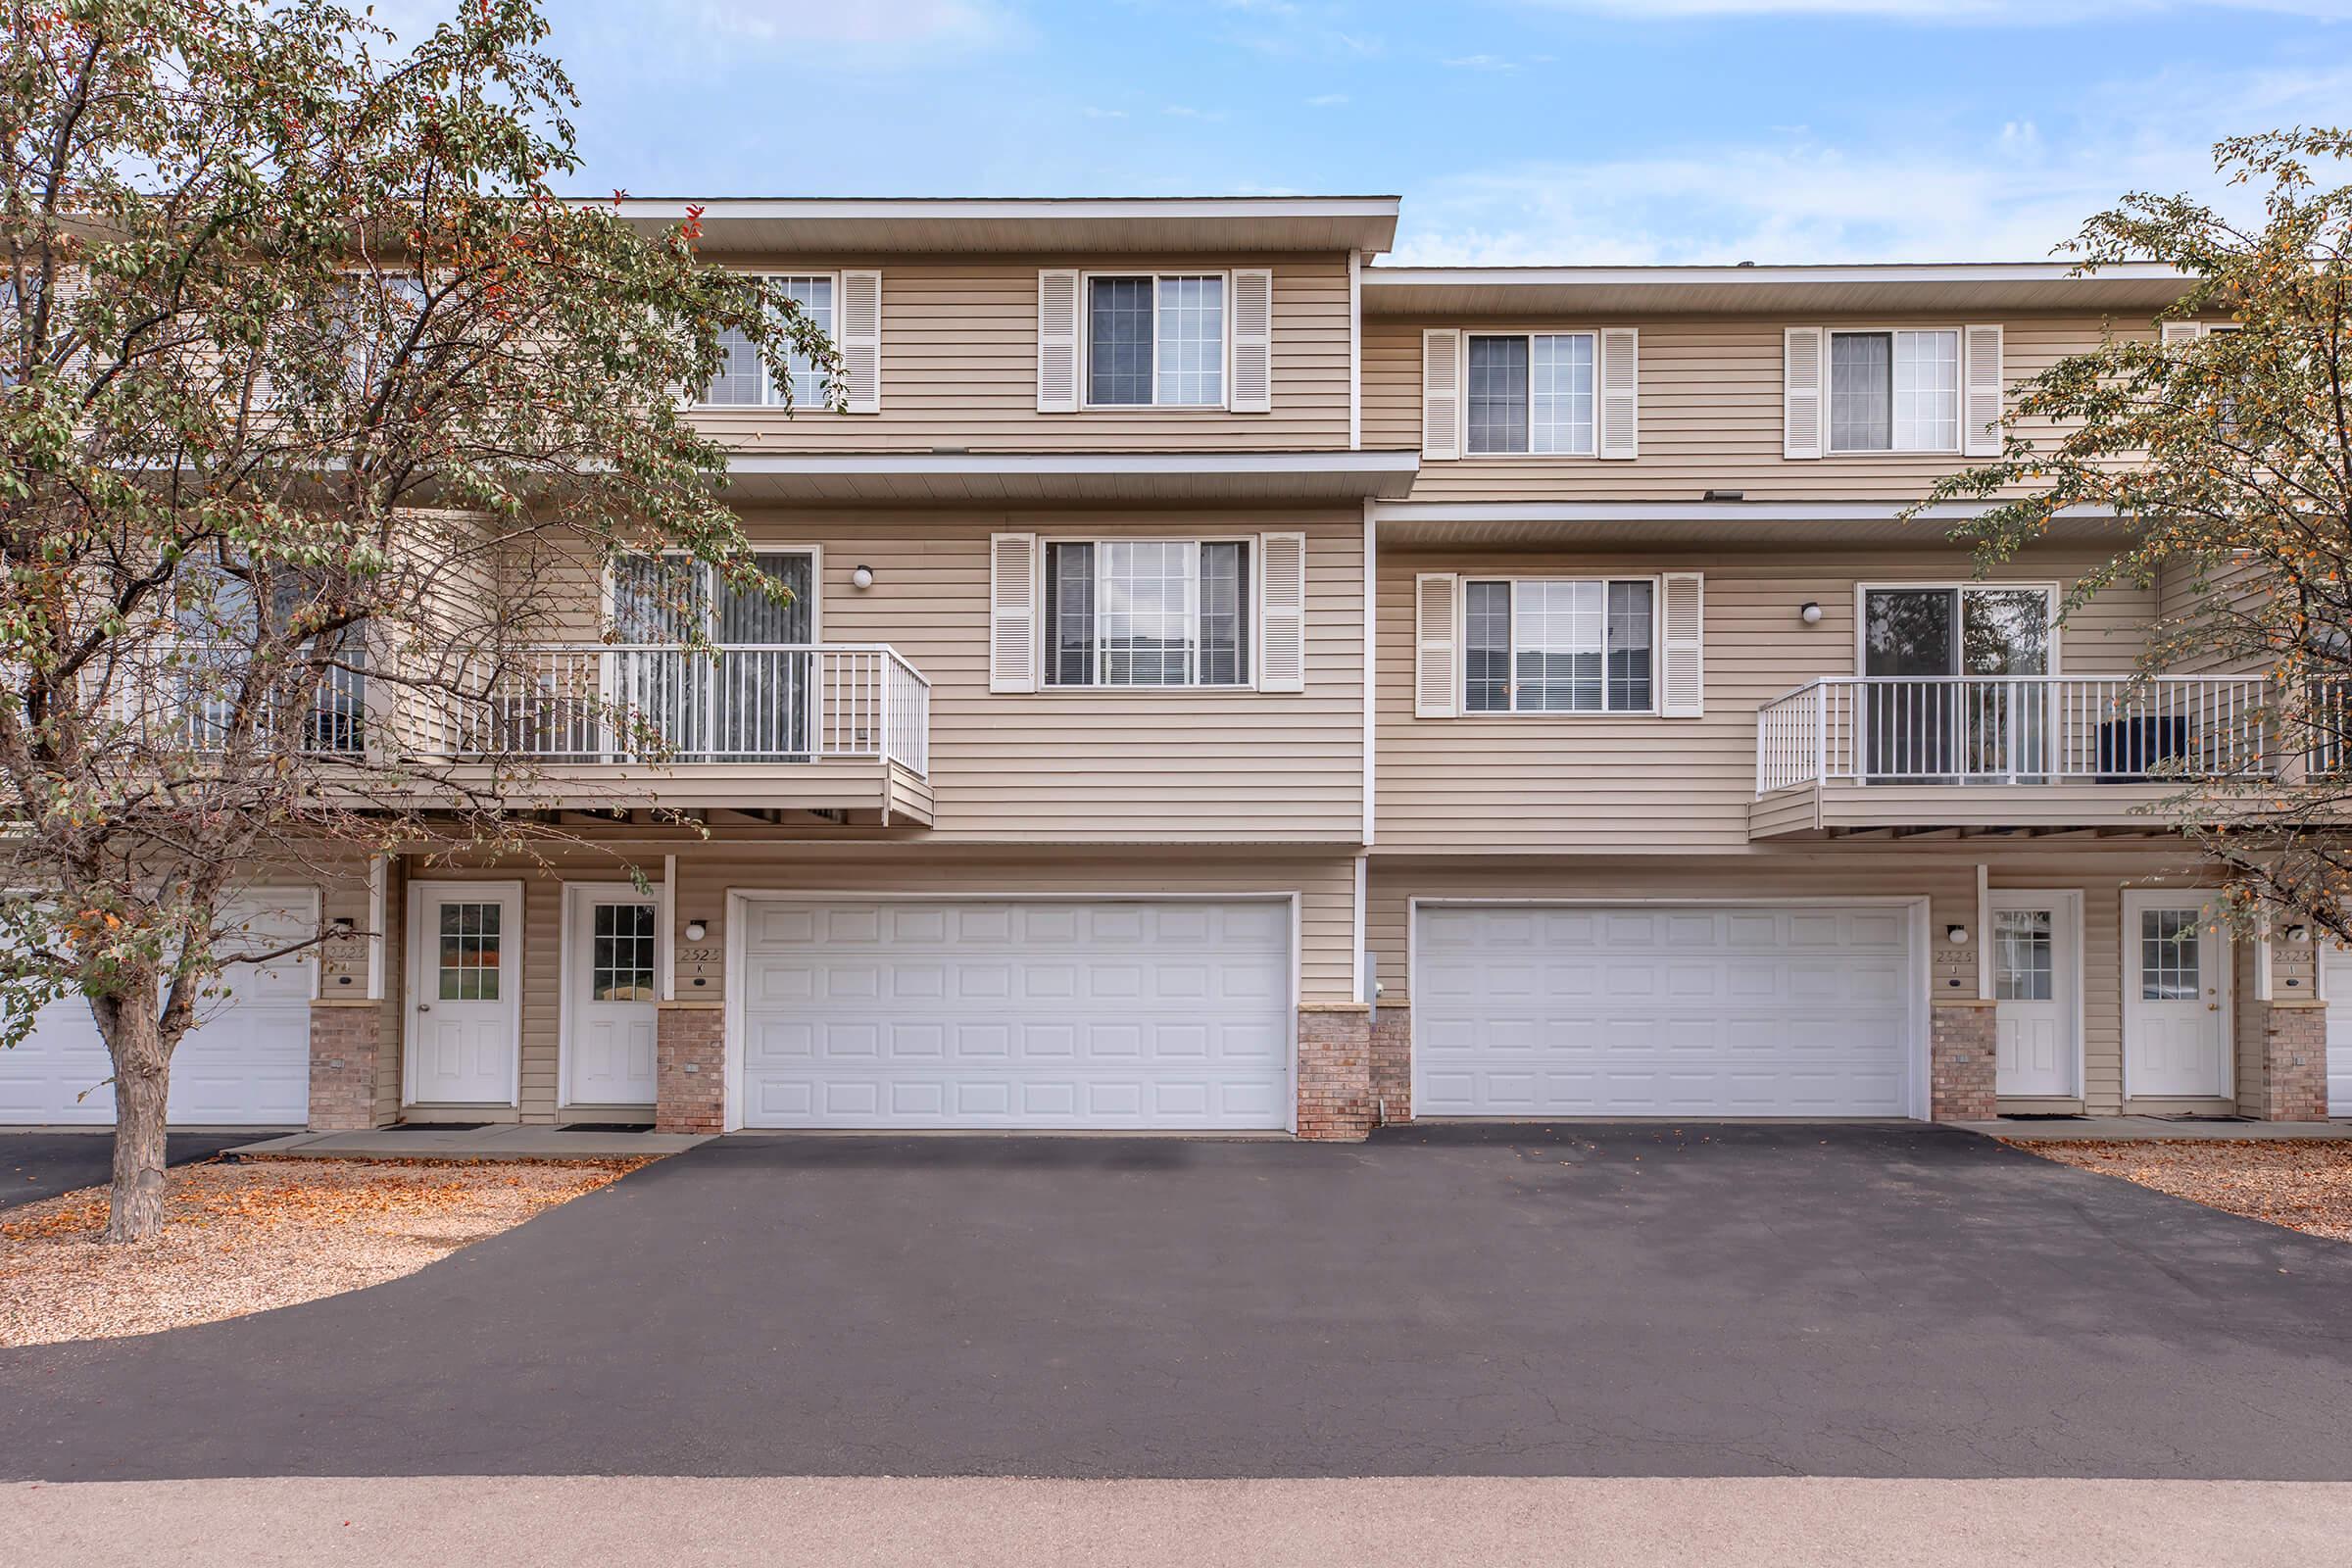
[565,885,660,1106]
[1991,891,2079,1099]
[407,882,521,1105]
[2123,893,2231,1100]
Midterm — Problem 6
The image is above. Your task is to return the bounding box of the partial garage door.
[2325,948,2352,1116]
[0,891,316,1127]
[1415,904,1916,1117]
[738,898,1291,1129]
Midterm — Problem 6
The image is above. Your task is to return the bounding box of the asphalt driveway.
[3,1123,2352,1482]
[1,1131,257,1212]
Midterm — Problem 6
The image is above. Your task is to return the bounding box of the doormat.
[385,1121,491,1132]
[2158,1113,2251,1123]
[2000,1113,2086,1121]
[560,1123,656,1134]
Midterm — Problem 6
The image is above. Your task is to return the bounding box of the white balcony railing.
[405,644,929,777]
[1756,675,2271,795]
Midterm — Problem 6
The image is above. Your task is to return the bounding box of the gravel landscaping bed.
[2013,1139,2352,1244]
[0,1156,651,1348]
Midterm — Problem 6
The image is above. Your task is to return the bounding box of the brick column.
[1370,1005,1413,1125]
[2250,999,2329,1122]
[656,1002,724,1134]
[1298,1003,1374,1141]
[1930,1000,1997,1121]
[309,999,391,1131]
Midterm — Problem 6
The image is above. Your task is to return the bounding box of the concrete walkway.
[6,1476,2349,1567]
[232,1126,710,1159]
[1951,1116,2352,1141]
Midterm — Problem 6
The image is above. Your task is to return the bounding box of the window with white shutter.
[989,533,1039,693]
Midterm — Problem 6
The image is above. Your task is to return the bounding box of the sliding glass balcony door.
[1862,587,2051,782]
[607,552,812,761]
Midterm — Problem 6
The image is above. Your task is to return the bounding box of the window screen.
[1088,276,1154,406]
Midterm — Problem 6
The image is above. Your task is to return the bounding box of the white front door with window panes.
[2123,893,2231,1099]
[566,887,660,1106]
[407,883,521,1105]
[1991,892,2078,1099]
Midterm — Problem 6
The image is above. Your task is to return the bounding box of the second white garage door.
[738,898,1292,1130]
[1414,904,1919,1118]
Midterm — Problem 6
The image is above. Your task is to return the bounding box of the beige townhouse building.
[2,197,2338,1138]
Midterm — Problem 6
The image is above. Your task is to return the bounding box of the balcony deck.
[1751,674,2267,840]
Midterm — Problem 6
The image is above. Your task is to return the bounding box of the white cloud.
[1443,53,1521,70]
[1083,106,1130,120]
[1514,0,2352,19]
[1305,91,1351,106]
[1162,104,1228,121]
[1394,63,2352,265]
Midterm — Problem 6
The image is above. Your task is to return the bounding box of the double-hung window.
[1466,332,1596,455]
[1044,539,1251,687]
[1086,274,1226,408]
[1829,329,1959,453]
[1463,577,1654,713]
[702,274,834,408]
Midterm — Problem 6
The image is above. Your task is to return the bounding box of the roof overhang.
[599,197,1400,257]
[1361,263,2198,318]
[1371,499,2127,551]
[714,449,1421,507]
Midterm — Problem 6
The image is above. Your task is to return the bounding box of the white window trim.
[1460,328,1600,459]
[602,546,824,642]
[1851,580,2061,676]
[1077,270,1235,413]
[1459,574,1662,717]
[1038,534,1259,692]
[689,271,841,413]
[1825,325,1965,457]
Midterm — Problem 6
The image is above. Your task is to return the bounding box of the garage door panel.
[739,898,1291,1130]
[1415,904,1914,1118]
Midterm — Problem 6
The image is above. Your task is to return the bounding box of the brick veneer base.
[1298,1004,1374,1141]
[1370,1006,1412,1125]
[1930,1003,1997,1122]
[308,1000,390,1131]
[2252,1000,2330,1122]
[656,1004,725,1134]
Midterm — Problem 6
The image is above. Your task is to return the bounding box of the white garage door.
[2324,948,2352,1116]
[0,891,316,1127]
[738,898,1291,1130]
[1415,904,1918,1117]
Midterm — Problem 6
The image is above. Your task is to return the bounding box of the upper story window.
[702,274,834,408]
[1467,333,1595,455]
[1829,329,1959,453]
[1087,274,1225,408]
[1463,577,1654,713]
[1044,538,1251,688]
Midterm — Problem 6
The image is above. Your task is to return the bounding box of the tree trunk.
[104,999,171,1244]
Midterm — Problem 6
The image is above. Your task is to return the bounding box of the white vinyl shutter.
[1660,572,1704,718]
[1599,326,1639,460]
[1962,323,2001,457]
[2161,320,2202,348]
[1231,268,1273,414]
[1784,326,1824,460]
[1421,328,1461,461]
[840,270,882,414]
[989,533,1039,693]
[1257,531,1306,693]
[1415,572,1459,719]
[1037,270,1079,413]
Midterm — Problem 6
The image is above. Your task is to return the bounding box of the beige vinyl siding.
[1367,843,2223,1116]
[514,507,1368,844]
[1368,314,2148,502]
[686,254,1351,453]
[1375,547,2157,854]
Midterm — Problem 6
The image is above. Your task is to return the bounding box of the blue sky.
[421,0,2352,263]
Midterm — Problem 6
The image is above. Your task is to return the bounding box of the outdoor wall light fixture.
[1799,601,1823,625]
[329,916,355,936]
[2285,925,2311,943]
[1945,925,1969,945]
[851,564,875,590]
[683,920,709,942]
